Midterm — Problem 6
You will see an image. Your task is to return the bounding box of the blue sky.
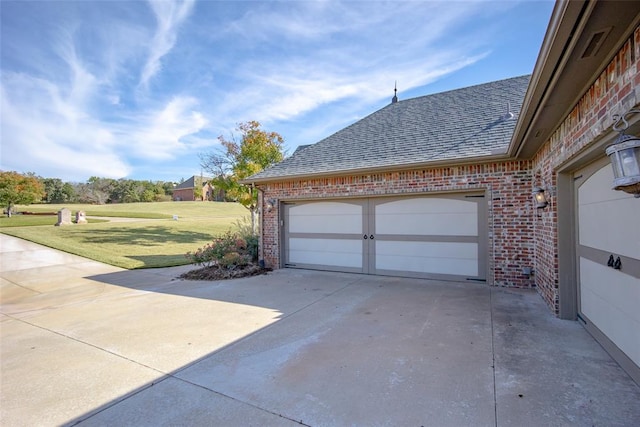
[1,0,554,183]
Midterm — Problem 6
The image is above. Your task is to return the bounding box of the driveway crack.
[168,375,312,426]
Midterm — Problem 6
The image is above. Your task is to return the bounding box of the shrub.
[220,252,249,269]
[244,234,259,262]
[186,230,253,269]
[233,216,259,262]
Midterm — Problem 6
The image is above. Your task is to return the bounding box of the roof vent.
[580,28,611,59]
[502,101,514,120]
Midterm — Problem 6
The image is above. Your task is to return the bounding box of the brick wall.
[532,27,640,313]
[259,160,537,288]
[173,188,194,201]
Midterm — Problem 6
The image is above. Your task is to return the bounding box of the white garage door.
[576,159,640,373]
[282,193,486,281]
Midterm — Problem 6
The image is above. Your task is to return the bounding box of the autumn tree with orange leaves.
[0,171,45,217]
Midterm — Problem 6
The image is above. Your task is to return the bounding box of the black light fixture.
[606,109,640,198]
[266,198,277,212]
[532,187,548,209]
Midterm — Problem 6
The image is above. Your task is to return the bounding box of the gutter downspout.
[255,184,266,268]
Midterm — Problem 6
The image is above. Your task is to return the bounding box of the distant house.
[172,176,216,201]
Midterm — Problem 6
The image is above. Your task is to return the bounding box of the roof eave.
[509,0,640,159]
[508,0,589,158]
[242,153,517,185]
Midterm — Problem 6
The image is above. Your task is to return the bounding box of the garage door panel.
[288,202,363,234]
[375,241,477,260]
[578,165,627,205]
[581,293,640,372]
[376,212,477,236]
[580,258,640,326]
[580,259,640,366]
[578,164,639,259]
[375,198,478,236]
[288,238,362,268]
[375,257,479,277]
[375,241,478,276]
[375,197,477,214]
[578,197,639,259]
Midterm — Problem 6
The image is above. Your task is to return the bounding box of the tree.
[42,178,76,203]
[193,183,203,201]
[0,171,45,217]
[83,176,115,204]
[200,121,285,233]
[162,181,176,197]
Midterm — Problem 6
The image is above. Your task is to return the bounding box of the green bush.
[244,234,259,262]
[186,230,252,269]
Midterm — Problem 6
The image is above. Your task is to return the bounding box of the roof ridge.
[393,74,532,105]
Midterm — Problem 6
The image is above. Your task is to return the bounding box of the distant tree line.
[60,176,176,204]
[1,171,178,215]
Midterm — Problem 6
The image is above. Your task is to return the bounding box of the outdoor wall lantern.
[532,187,548,209]
[606,109,640,198]
[266,198,277,212]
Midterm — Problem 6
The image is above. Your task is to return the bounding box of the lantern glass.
[619,145,640,177]
[606,136,640,196]
[532,187,548,208]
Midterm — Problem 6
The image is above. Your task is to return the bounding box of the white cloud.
[0,74,130,181]
[225,1,458,43]
[209,46,489,132]
[228,51,488,151]
[0,1,209,181]
[0,71,208,180]
[140,0,195,89]
[51,30,99,118]
[124,96,209,159]
[0,24,138,181]
[206,0,494,132]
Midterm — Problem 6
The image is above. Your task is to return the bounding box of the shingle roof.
[174,176,211,190]
[248,75,530,182]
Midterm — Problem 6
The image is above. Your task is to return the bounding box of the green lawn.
[0,216,109,227]
[11,201,245,219]
[0,202,249,269]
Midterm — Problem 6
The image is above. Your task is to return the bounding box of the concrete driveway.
[1,234,639,426]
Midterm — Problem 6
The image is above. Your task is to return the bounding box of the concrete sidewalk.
[1,234,639,426]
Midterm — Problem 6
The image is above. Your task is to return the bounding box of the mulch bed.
[179,263,271,281]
